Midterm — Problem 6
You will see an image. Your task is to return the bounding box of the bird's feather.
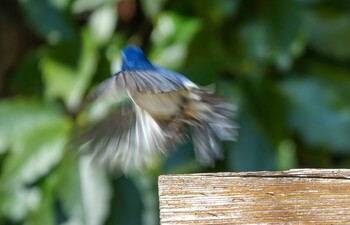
[191,122,222,166]
[76,100,167,172]
[75,45,238,172]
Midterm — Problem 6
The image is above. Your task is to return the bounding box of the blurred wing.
[119,67,196,93]
[88,75,128,103]
[192,122,223,166]
[76,101,167,172]
[76,63,217,171]
[192,89,238,140]
[89,66,196,101]
[75,67,194,172]
[189,89,238,166]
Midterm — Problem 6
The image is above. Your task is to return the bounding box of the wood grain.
[159,169,350,224]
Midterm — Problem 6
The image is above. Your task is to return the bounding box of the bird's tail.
[188,88,238,166]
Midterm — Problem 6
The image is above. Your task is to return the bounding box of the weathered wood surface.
[159,169,350,224]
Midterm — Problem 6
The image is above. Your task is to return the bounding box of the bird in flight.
[76,45,237,172]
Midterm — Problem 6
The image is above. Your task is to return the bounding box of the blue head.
[121,45,153,71]
[119,45,192,86]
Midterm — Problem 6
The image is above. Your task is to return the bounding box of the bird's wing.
[76,100,168,172]
[191,122,223,166]
[89,66,196,102]
[88,74,128,103]
[118,67,197,93]
[74,66,198,172]
[189,89,238,166]
[75,73,167,172]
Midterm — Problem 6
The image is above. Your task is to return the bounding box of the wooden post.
[159,169,350,224]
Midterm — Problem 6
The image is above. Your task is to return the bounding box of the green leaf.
[306,61,350,110]
[306,9,350,60]
[150,12,201,70]
[182,30,228,84]
[140,0,166,19]
[72,0,116,13]
[263,0,305,70]
[42,30,99,110]
[11,52,43,96]
[0,187,42,222]
[25,184,55,225]
[0,99,68,222]
[19,0,74,44]
[236,21,269,66]
[55,154,112,225]
[132,174,159,225]
[78,157,112,225]
[192,0,240,25]
[241,79,287,145]
[49,0,70,10]
[276,139,297,170]
[233,1,305,74]
[88,4,118,46]
[0,100,69,186]
[1,119,67,185]
[106,177,143,225]
[0,100,67,153]
[282,77,350,152]
[228,108,276,172]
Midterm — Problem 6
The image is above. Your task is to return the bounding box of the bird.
[76,45,237,172]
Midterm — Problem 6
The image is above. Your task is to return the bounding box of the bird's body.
[133,91,186,119]
[77,45,237,172]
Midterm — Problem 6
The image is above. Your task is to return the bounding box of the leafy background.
[1,0,350,224]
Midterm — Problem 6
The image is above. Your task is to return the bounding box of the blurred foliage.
[1,0,350,224]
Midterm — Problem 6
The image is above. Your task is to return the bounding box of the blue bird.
[77,45,237,172]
